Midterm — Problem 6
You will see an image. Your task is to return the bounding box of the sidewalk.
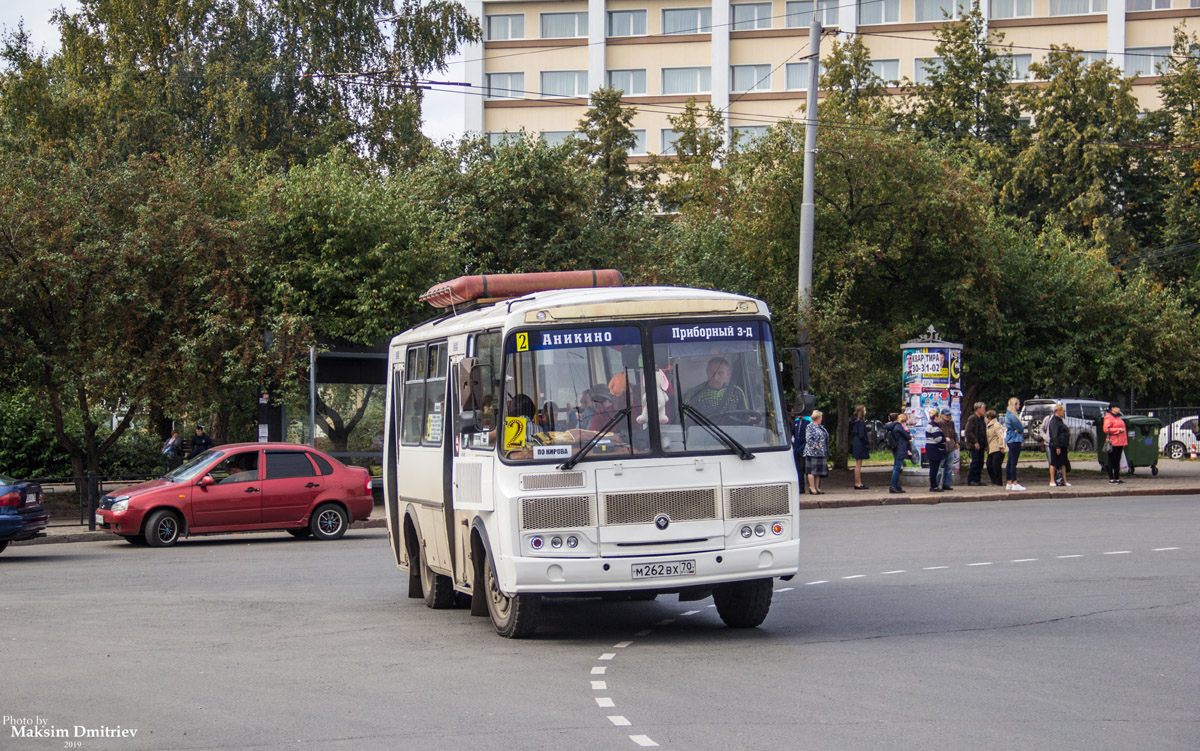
[15,459,1200,546]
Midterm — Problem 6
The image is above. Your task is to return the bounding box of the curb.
[799,485,1200,510]
[12,517,388,547]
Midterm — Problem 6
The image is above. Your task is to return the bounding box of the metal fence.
[1129,406,1200,458]
[25,473,158,529]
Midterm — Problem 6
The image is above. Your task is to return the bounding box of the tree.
[574,87,641,214]
[648,97,729,214]
[0,147,298,480]
[1155,26,1200,291]
[818,33,893,122]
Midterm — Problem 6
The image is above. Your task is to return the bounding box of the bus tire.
[713,579,773,628]
[420,546,456,609]
[484,550,540,638]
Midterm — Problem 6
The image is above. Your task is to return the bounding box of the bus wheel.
[420,547,456,609]
[712,579,773,628]
[484,551,540,638]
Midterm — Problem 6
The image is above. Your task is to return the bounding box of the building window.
[1008,53,1033,81]
[541,12,588,39]
[541,131,579,147]
[785,61,810,89]
[486,132,519,146]
[870,58,900,82]
[663,7,712,35]
[631,129,648,155]
[1128,0,1170,8]
[607,69,648,95]
[486,14,525,41]
[915,57,943,84]
[661,129,681,155]
[541,70,588,98]
[607,9,647,36]
[990,0,1032,18]
[914,0,966,22]
[786,0,839,27]
[731,125,770,148]
[859,0,900,24]
[662,67,712,94]
[1082,50,1109,66]
[1048,0,1106,15]
[732,64,772,92]
[1126,46,1171,77]
[486,72,525,99]
[732,2,773,30]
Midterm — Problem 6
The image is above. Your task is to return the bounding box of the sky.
[0,0,467,142]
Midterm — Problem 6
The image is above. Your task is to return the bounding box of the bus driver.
[686,356,749,419]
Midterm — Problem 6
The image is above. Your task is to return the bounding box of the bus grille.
[520,471,586,491]
[521,495,593,530]
[602,489,718,525]
[728,484,790,518]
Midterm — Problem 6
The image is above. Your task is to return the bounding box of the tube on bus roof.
[419,270,625,308]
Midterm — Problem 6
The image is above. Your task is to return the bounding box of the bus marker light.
[566,536,579,548]
[531,536,544,550]
[551,536,563,549]
[754,525,766,537]
[740,526,752,539]
[772,523,784,535]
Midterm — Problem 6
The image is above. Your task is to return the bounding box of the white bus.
[382,271,799,637]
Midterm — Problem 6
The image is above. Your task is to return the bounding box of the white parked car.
[1160,416,1200,460]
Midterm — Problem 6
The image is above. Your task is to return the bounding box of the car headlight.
[110,496,130,511]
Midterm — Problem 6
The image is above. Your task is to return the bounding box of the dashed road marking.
[1103,551,1131,555]
[775,587,795,592]
[596,697,615,708]
[967,562,993,567]
[630,735,660,747]
[591,667,607,675]
[680,609,701,616]
[654,619,675,627]
[599,653,616,661]
[634,629,653,636]
[806,580,828,585]
[923,566,948,570]
[1057,554,1083,559]
[591,681,607,690]
[1012,558,1037,562]
[882,570,906,575]
[608,716,631,726]
[842,575,866,580]
[1153,547,1180,551]
[614,641,632,649]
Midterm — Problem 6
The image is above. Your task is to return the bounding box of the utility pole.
[793,19,822,415]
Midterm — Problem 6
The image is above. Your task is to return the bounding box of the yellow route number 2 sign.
[503,417,528,451]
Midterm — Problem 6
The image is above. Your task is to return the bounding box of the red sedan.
[96,443,374,547]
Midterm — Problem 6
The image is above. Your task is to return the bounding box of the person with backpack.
[885,412,913,494]
[792,411,811,494]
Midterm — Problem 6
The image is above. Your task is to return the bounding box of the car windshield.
[162,450,225,482]
[652,322,788,454]
[0,473,14,484]
[501,325,651,462]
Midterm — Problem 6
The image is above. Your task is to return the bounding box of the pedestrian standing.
[925,407,947,492]
[1047,404,1072,487]
[161,430,181,473]
[985,410,1006,486]
[850,404,871,490]
[937,408,958,490]
[1103,403,1128,483]
[187,426,214,459]
[1039,409,1064,485]
[792,411,811,494]
[886,412,913,494]
[964,402,988,486]
[1004,398,1026,491]
[804,410,830,495]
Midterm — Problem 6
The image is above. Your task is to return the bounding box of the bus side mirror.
[457,358,482,410]
[459,411,481,435]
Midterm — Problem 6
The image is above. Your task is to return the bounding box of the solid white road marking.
[596,698,615,708]
[591,681,607,690]
[882,570,906,575]
[591,667,607,675]
[634,629,653,637]
[1152,547,1180,551]
[680,609,701,616]
[1011,559,1037,563]
[599,653,616,661]
[842,575,866,580]
[923,566,948,570]
[967,562,993,567]
[608,716,631,726]
[1057,555,1083,559]
[630,735,660,747]
[614,641,632,649]
[806,580,828,585]
[1103,551,1131,555]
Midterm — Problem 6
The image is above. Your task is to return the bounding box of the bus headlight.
[566,536,578,548]
[754,524,766,537]
[740,526,753,539]
[550,536,563,549]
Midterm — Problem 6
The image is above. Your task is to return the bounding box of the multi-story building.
[460,0,1198,154]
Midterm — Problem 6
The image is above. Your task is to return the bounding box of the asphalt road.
[1,494,1196,751]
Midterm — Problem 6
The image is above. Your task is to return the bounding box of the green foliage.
[647,98,728,213]
[818,34,893,122]
[0,387,73,477]
[575,88,641,214]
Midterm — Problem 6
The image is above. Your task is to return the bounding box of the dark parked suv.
[0,473,49,554]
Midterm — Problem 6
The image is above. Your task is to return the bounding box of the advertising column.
[900,327,964,468]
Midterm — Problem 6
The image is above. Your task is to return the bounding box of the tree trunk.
[207,409,230,446]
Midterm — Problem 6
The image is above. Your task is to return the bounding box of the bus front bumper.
[497,539,800,594]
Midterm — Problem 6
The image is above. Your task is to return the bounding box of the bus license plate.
[631,560,696,579]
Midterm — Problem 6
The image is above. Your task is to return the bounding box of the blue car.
[0,473,48,554]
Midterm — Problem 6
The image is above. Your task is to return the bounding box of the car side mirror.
[198,475,215,488]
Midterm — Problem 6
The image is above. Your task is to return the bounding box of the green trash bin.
[1096,415,1162,476]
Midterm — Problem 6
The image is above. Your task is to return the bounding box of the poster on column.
[902,344,964,467]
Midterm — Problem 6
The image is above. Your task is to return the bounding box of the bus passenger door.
[451,356,495,587]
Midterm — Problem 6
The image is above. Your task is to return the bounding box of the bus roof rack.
[419,270,624,309]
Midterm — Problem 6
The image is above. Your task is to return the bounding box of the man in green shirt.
[686,357,749,418]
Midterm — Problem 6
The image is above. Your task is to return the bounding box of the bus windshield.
[501,325,651,462]
[499,320,788,462]
[653,321,788,454]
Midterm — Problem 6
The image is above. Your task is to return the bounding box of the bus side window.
[470,331,503,449]
[401,346,426,445]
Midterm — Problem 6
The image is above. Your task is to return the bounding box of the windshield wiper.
[559,407,632,470]
[679,403,755,460]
